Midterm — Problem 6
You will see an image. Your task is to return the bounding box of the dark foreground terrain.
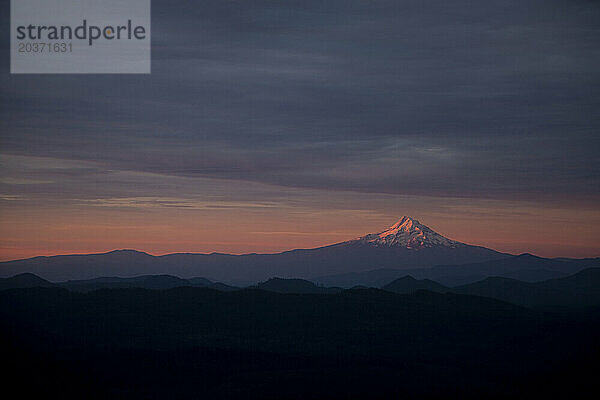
[2,286,599,399]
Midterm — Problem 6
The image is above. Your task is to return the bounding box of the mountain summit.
[355,216,458,249]
[0,216,507,281]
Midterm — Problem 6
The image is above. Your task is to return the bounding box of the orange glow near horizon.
[1,199,599,262]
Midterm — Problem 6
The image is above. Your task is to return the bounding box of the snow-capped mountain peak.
[354,216,459,249]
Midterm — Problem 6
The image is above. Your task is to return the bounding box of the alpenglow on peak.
[355,216,459,249]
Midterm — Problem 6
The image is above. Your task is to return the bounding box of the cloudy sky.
[1,0,599,260]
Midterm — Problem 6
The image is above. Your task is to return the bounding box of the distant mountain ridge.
[452,267,600,308]
[315,253,600,287]
[0,216,508,282]
[3,267,600,309]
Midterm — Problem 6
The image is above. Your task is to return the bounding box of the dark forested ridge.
[2,268,600,398]
[2,281,600,399]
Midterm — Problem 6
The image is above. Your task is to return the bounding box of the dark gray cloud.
[1,0,599,203]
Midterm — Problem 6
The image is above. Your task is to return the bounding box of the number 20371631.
[18,42,73,53]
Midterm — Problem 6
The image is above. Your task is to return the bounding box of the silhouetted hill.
[61,274,192,292]
[314,268,410,288]
[382,276,448,294]
[452,267,600,308]
[0,273,55,290]
[544,267,600,292]
[0,274,237,293]
[255,277,342,294]
[188,277,213,286]
[206,281,239,292]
